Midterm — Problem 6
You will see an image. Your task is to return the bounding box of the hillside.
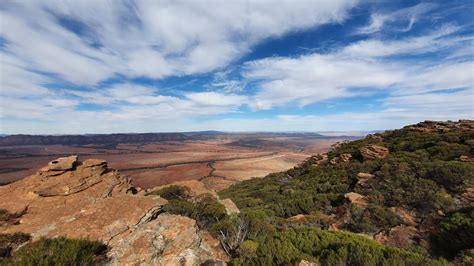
[0,120,472,265]
[219,120,474,264]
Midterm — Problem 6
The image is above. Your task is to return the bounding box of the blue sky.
[0,0,472,134]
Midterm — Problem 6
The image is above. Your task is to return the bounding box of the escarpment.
[0,156,227,265]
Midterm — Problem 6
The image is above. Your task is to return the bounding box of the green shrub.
[162,194,227,230]
[422,161,474,191]
[163,199,196,217]
[452,249,474,265]
[220,122,473,261]
[6,237,106,265]
[232,228,446,266]
[431,207,474,259]
[146,185,190,200]
[347,205,400,233]
[193,195,227,228]
[238,240,259,259]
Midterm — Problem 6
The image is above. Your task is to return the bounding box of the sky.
[0,0,473,134]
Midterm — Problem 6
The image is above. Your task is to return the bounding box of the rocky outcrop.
[459,187,474,206]
[219,199,240,215]
[406,120,474,133]
[0,156,227,264]
[459,154,474,163]
[46,155,78,171]
[367,134,384,142]
[329,153,352,165]
[108,214,227,265]
[344,192,368,207]
[359,145,389,160]
[308,154,328,167]
[298,260,319,266]
[356,172,375,187]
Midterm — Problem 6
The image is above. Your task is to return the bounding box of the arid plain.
[0,133,358,191]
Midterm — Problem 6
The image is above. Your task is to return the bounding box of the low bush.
[0,209,13,222]
[0,233,31,258]
[162,194,227,230]
[10,237,107,265]
[232,228,447,265]
[431,207,474,259]
[146,185,190,200]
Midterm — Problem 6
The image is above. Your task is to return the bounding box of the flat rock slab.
[46,155,78,171]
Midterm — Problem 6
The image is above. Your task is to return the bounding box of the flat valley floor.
[0,136,351,191]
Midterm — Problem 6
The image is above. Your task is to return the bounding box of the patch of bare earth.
[0,137,346,190]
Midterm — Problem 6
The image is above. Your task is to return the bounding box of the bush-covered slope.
[219,120,474,264]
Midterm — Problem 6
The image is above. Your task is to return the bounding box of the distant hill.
[0,133,189,146]
[0,131,357,146]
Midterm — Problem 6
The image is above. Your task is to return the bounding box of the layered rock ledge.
[0,156,227,265]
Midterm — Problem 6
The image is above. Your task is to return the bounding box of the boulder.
[309,154,327,166]
[459,187,474,206]
[356,172,375,187]
[367,134,384,142]
[108,214,227,265]
[219,198,240,215]
[339,153,352,163]
[329,153,352,165]
[459,155,474,163]
[46,155,77,171]
[359,145,389,160]
[344,192,368,207]
[298,260,319,266]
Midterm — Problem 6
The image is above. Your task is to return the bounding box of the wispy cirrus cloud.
[355,2,436,35]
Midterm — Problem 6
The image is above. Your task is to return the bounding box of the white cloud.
[186,92,248,107]
[243,25,473,111]
[243,53,404,110]
[0,0,358,85]
[0,1,472,134]
[342,25,466,58]
[0,0,361,133]
[356,3,436,35]
[191,90,473,132]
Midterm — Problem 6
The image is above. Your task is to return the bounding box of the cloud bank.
[0,0,472,133]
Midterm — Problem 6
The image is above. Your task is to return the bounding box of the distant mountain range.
[0,131,360,146]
